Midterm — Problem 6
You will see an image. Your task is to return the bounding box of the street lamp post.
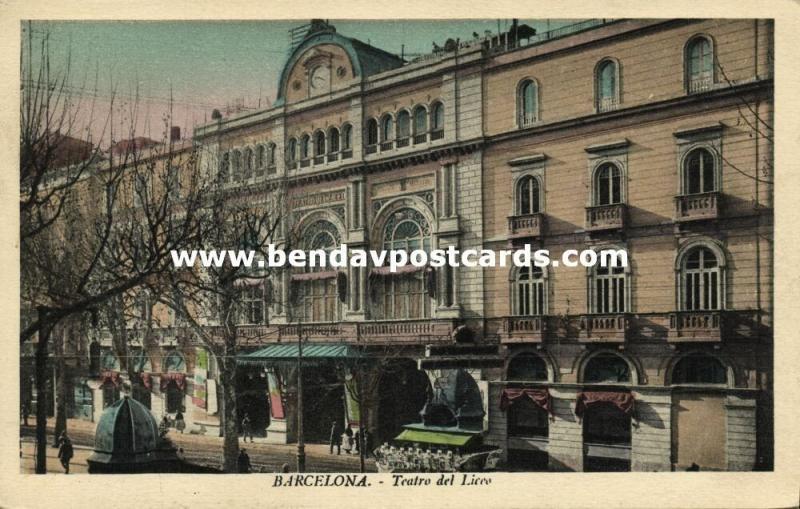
[296,321,306,473]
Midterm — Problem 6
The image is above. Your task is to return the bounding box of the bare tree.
[158,173,290,472]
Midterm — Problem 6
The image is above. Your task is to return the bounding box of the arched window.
[255,145,265,169]
[515,175,541,215]
[513,266,546,316]
[218,152,230,182]
[365,118,378,153]
[286,138,297,165]
[164,351,186,372]
[518,79,538,127]
[380,114,394,150]
[413,105,428,144]
[243,147,254,179]
[231,150,242,181]
[594,162,622,206]
[681,246,721,311]
[299,134,310,160]
[328,127,340,153]
[131,349,151,373]
[377,208,432,319]
[591,260,627,313]
[507,352,548,381]
[686,36,714,93]
[314,130,326,157]
[341,124,353,152]
[431,102,445,139]
[683,147,717,194]
[267,143,277,171]
[595,59,619,112]
[298,221,340,322]
[584,353,631,383]
[396,110,410,147]
[671,353,727,385]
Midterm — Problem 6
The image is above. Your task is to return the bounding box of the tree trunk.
[220,338,239,473]
[52,328,67,447]
[34,310,50,474]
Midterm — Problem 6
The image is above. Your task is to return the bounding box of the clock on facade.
[309,64,331,93]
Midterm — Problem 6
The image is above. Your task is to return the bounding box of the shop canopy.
[394,428,478,448]
[237,343,364,367]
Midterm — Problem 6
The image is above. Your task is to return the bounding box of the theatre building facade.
[73,18,772,471]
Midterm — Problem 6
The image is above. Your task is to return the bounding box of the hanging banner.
[344,376,361,428]
[267,371,285,420]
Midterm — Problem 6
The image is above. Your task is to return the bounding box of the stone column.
[484,382,508,463]
[631,387,673,471]
[548,386,583,472]
[725,392,758,471]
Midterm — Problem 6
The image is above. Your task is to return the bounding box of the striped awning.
[237,343,363,366]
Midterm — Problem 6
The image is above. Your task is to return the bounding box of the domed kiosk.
[87,396,216,473]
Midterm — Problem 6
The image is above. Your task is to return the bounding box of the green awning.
[394,429,476,447]
[237,343,363,366]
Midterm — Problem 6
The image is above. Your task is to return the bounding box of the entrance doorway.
[377,359,430,444]
[236,369,270,437]
[302,367,345,443]
[582,401,632,472]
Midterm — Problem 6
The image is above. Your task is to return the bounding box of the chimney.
[170,126,181,142]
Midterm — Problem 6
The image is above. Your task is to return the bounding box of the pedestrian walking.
[57,432,74,474]
[363,429,373,458]
[175,409,186,434]
[343,425,354,454]
[329,420,342,455]
[241,412,253,443]
[159,414,170,437]
[237,448,252,473]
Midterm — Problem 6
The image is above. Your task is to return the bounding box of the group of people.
[328,420,373,457]
[159,410,186,437]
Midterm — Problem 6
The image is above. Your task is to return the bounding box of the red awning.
[500,387,552,414]
[291,270,338,281]
[99,370,121,387]
[370,264,427,276]
[160,372,186,391]
[574,390,635,418]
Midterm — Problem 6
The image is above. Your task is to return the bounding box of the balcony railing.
[579,314,629,342]
[413,133,427,144]
[430,129,444,141]
[327,152,339,162]
[396,137,410,148]
[493,316,546,343]
[313,155,325,165]
[234,319,458,345]
[299,158,310,168]
[365,144,377,155]
[668,311,722,342]
[508,213,544,239]
[342,149,353,159]
[688,74,713,94]
[519,113,538,128]
[380,141,394,151]
[674,192,719,222]
[597,96,618,113]
[585,203,626,232]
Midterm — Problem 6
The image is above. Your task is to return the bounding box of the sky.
[23,19,578,145]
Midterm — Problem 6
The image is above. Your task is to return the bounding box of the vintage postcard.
[2,1,798,508]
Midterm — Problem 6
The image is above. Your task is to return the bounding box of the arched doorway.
[505,352,550,471]
[377,359,430,444]
[581,352,633,472]
[236,368,270,438]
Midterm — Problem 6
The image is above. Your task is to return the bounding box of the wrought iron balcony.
[508,213,544,240]
[365,144,377,155]
[430,129,444,141]
[578,314,629,342]
[585,203,626,232]
[674,192,719,222]
[668,311,722,342]
[597,96,618,113]
[688,74,713,94]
